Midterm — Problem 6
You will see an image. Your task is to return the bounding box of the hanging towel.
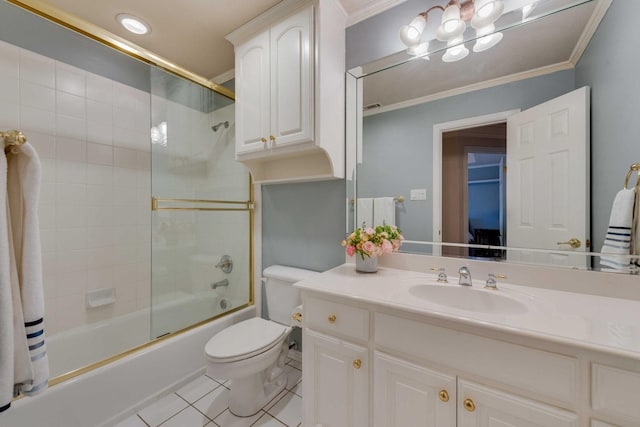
[0,151,14,413]
[600,188,635,272]
[7,142,49,396]
[356,198,373,229]
[633,187,640,267]
[373,197,396,227]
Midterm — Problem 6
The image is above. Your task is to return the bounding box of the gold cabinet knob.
[269,135,276,142]
[556,238,581,248]
[261,137,267,143]
[353,359,362,369]
[438,390,449,402]
[463,398,476,412]
[328,314,337,323]
[291,312,302,322]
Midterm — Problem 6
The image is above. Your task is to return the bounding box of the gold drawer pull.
[353,359,362,369]
[438,390,449,402]
[463,398,476,412]
[291,312,302,322]
[261,137,267,143]
[328,314,337,323]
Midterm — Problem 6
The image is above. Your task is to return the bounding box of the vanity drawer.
[375,313,578,405]
[303,296,369,341]
[592,363,640,424]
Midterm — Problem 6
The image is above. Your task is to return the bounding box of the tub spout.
[210,279,230,289]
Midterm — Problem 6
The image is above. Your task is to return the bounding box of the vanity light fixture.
[117,13,150,35]
[400,0,507,61]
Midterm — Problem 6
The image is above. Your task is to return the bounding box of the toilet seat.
[205,317,290,363]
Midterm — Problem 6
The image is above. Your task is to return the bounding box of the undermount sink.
[408,284,528,314]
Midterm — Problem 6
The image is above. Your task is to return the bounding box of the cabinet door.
[458,380,578,427]
[270,6,314,148]
[235,30,270,155]
[374,351,456,427]
[303,328,368,427]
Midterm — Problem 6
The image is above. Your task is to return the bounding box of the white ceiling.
[36,0,402,81]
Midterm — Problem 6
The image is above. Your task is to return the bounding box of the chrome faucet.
[210,278,230,289]
[458,266,472,286]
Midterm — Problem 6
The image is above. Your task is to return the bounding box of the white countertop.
[295,264,640,360]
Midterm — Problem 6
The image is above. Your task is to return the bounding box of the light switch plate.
[410,189,427,201]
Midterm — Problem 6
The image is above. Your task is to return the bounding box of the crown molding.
[211,68,236,85]
[569,0,613,65]
[363,61,575,117]
[345,0,408,26]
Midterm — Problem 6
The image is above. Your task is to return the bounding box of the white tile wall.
[0,39,152,335]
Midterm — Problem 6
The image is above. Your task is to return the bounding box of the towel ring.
[624,163,640,190]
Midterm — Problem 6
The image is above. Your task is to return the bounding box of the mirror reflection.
[350,0,640,271]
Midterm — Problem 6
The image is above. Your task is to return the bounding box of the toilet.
[204,265,317,417]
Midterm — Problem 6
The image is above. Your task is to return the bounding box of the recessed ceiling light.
[117,13,150,35]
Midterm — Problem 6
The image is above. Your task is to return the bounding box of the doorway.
[441,124,507,259]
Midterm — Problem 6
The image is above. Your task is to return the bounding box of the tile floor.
[114,358,303,427]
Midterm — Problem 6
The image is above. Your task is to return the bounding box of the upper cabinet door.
[270,6,314,148]
[236,30,270,155]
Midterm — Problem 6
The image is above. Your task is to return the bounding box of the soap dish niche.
[86,288,116,309]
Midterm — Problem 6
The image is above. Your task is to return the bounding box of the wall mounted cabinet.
[227,0,346,184]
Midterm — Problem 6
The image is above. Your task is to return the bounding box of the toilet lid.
[205,317,289,362]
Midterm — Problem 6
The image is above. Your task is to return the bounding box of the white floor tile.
[113,414,147,427]
[284,366,301,390]
[159,406,210,427]
[267,392,302,427]
[177,375,222,404]
[252,413,286,426]
[291,382,302,398]
[193,385,230,420]
[138,393,189,427]
[262,389,288,412]
[286,359,302,371]
[213,408,262,427]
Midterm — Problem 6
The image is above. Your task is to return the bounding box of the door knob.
[556,238,581,248]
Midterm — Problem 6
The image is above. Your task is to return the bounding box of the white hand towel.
[0,151,15,413]
[7,142,49,395]
[356,198,373,229]
[599,188,635,272]
[373,197,395,227]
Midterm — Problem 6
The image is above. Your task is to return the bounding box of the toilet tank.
[263,265,318,325]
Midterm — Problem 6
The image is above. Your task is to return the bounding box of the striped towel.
[600,188,635,272]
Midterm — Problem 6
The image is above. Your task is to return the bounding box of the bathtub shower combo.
[0,1,251,393]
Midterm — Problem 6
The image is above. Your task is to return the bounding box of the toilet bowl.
[204,265,317,417]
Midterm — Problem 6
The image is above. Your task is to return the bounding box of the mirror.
[348,0,640,271]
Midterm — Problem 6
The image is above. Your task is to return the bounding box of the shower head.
[212,121,230,132]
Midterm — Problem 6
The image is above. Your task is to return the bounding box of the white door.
[235,30,270,155]
[270,6,314,148]
[457,380,578,427]
[374,351,456,427]
[302,328,368,427]
[506,86,590,267]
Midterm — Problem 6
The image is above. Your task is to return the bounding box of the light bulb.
[442,38,469,62]
[473,24,503,52]
[400,14,426,47]
[407,42,430,58]
[477,2,495,18]
[471,0,504,29]
[117,14,150,35]
[436,4,466,41]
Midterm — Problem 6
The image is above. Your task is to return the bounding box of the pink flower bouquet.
[341,224,404,259]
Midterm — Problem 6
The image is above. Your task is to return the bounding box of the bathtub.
[3,304,254,427]
[47,291,241,378]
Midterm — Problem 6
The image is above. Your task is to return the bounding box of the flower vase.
[356,255,378,273]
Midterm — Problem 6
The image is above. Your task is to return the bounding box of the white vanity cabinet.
[226,0,346,184]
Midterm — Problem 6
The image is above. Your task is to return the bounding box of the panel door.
[506,86,590,267]
[374,351,456,427]
[302,328,368,427]
[236,30,270,155]
[270,5,314,148]
[458,380,578,427]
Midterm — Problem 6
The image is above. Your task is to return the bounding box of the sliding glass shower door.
[150,69,252,338]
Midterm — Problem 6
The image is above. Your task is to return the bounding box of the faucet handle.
[430,267,448,283]
[484,273,498,290]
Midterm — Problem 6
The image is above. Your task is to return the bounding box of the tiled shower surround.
[0,39,152,336]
